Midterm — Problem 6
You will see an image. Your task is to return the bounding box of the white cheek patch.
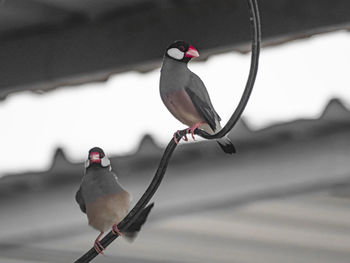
[84,159,89,168]
[167,48,184,60]
[84,156,111,169]
[101,156,110,167]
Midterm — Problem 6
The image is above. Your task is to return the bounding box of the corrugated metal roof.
[0,0,350,99]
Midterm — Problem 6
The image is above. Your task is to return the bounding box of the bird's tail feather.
[216,136,236,154]
[123,203,154,242]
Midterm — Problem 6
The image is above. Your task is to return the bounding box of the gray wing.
[110,171,118,180]
[109,171,125,193]
[75,186,86,213]
[185,73,221,131]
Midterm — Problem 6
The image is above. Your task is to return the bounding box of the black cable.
[178,0,261,141]
[74,0,260,262]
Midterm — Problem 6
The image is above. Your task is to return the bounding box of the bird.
[75,147,154,255]
[159,40,236,154]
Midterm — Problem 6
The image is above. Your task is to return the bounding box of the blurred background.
[1,0,350,262]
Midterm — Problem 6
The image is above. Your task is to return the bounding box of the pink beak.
[185,45,200,58]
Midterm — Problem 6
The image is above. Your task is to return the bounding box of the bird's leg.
[94,232,105,256]
[112,224,123,236]
[173,130,188,144]
[186,122,205,140]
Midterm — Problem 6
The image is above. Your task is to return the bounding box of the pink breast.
[162,89,204,126]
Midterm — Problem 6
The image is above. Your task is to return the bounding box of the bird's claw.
[94,240,105,255]
[186,128,196,140]
[112,224,123,236]
[186,122,203,141]
[173,132,179,144]
[173,130,188,144]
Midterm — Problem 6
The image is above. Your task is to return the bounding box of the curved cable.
[74,0,260,262]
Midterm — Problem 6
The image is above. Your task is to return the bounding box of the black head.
[85,147,110,169]
[165,40,199,63]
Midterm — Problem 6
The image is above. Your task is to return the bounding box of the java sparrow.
[159,40,235,154]
[75,147,154,255]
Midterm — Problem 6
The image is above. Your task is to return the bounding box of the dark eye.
[178,46,185,52]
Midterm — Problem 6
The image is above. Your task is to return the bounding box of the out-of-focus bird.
[75,147,154,255]
[159,40,235,154]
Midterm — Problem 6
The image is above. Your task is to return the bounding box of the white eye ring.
[167,48,184,60]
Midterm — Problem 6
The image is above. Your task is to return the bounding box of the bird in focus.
[159,40,235,154]
[75,147,154,255]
